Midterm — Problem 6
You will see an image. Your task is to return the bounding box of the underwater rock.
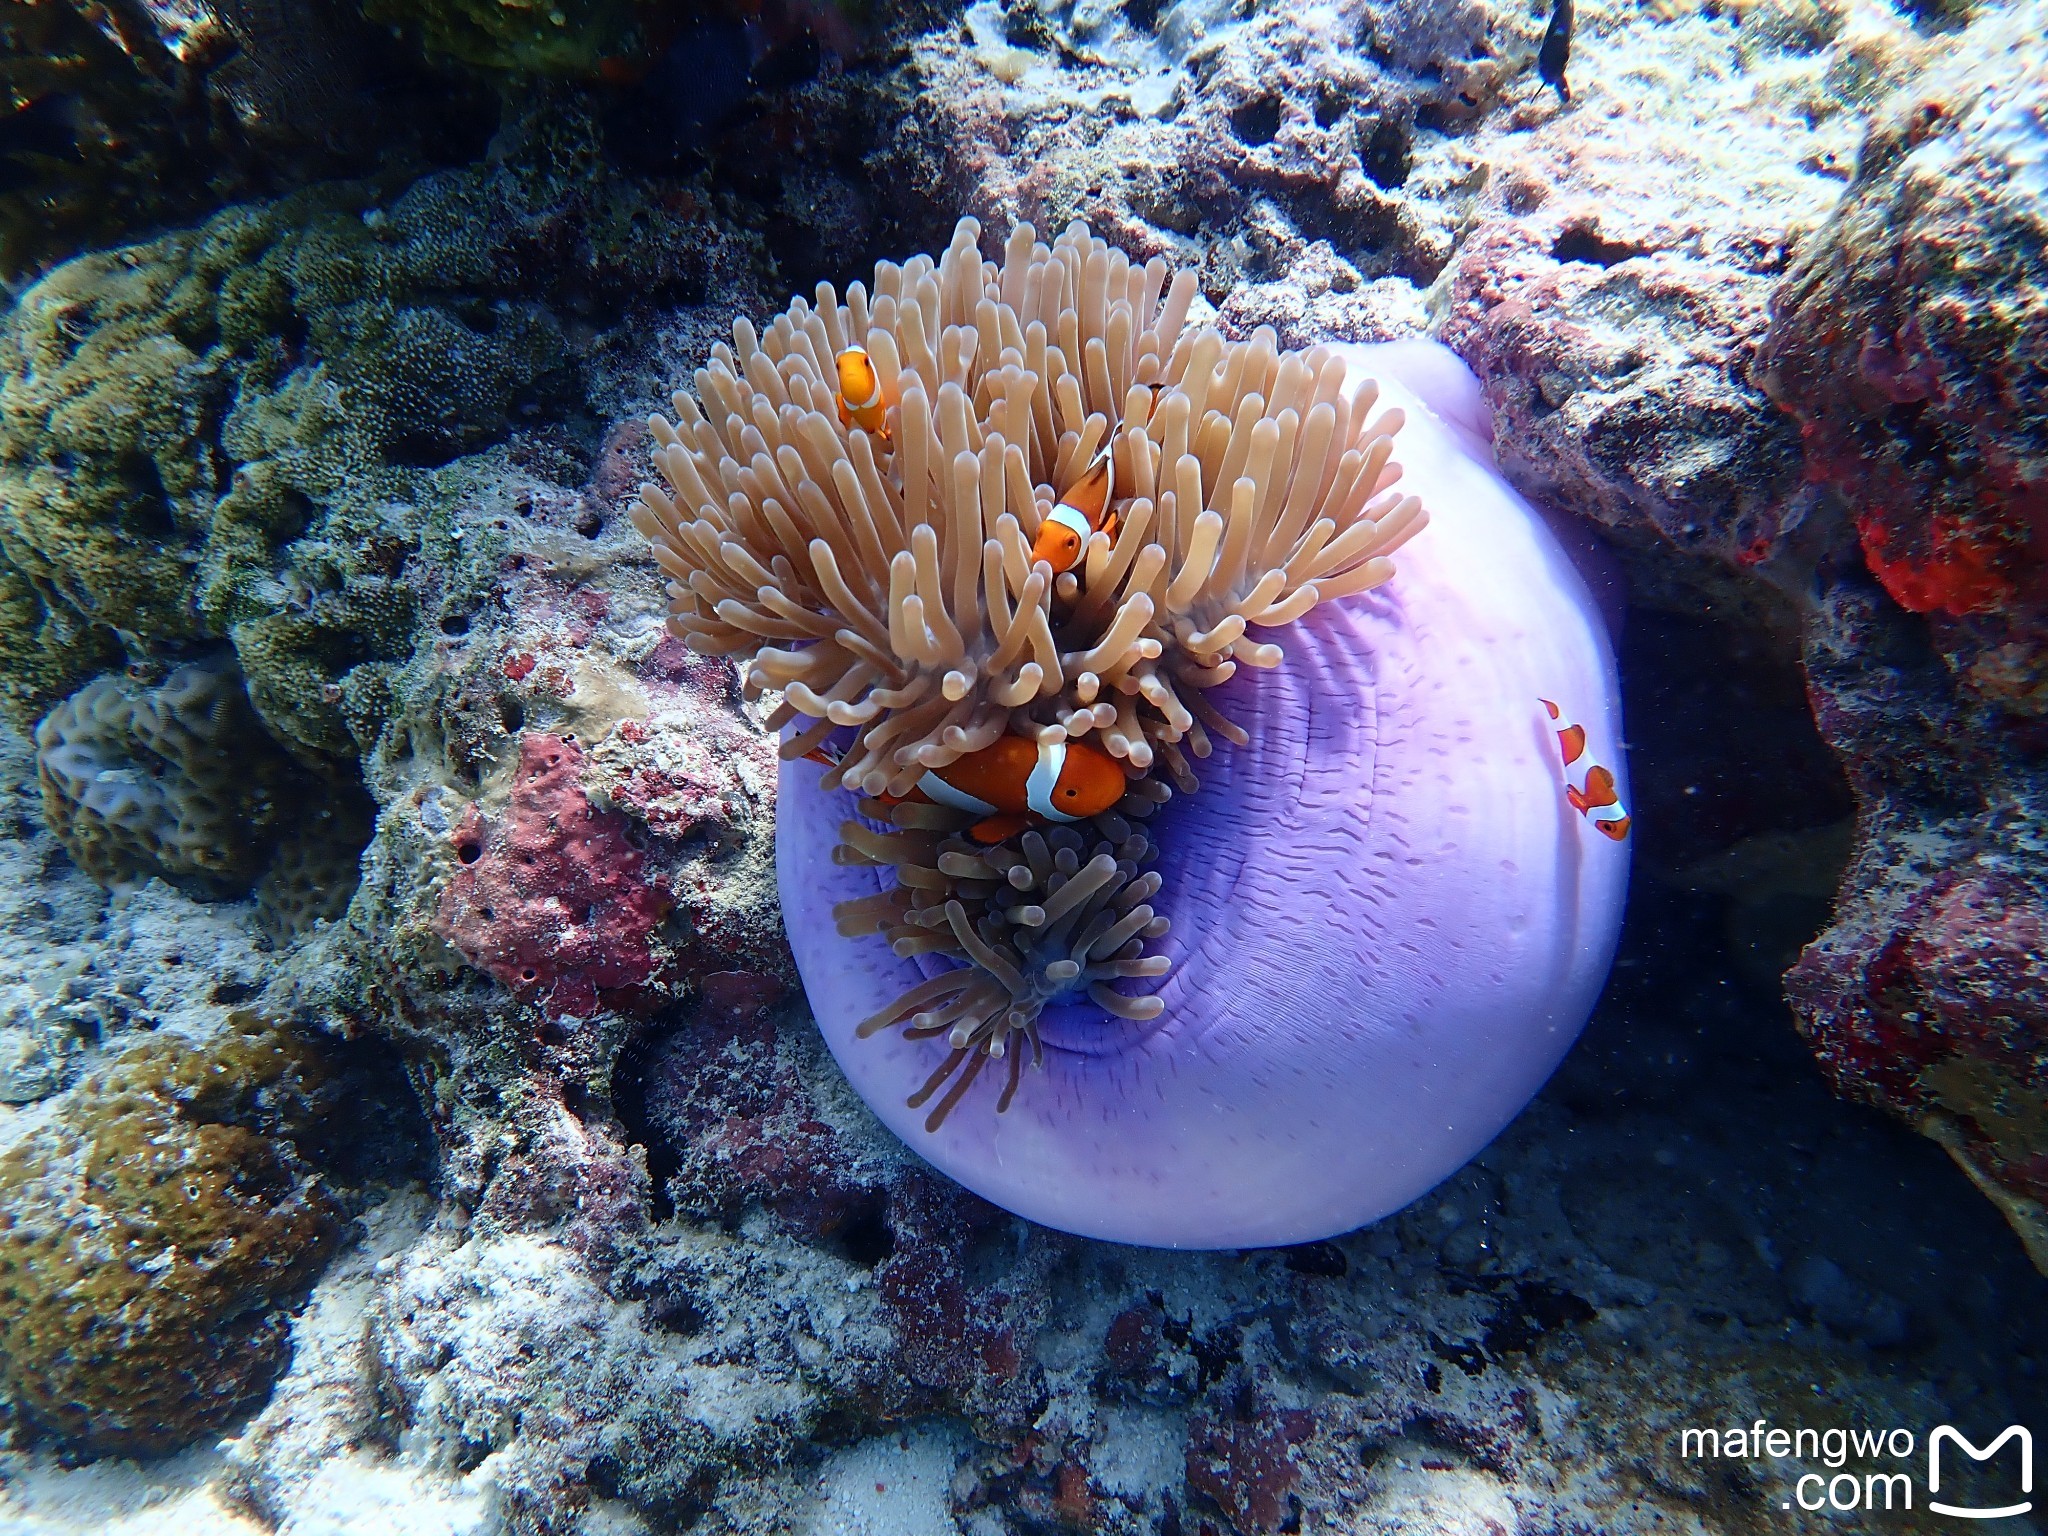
[1428,0,1898,614]
[1756,7,2048,1269]
[362,0,668,77]
[911,0,1517,336]
[0,1016,347,1456]
[638,1002,1056,1433]
[1765,13,2048,663]
[1785,792,2048,1270]
[0,0,497,283]
[0,1,231,279]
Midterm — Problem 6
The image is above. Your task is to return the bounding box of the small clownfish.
[834,345,892,440]
[1540,698,1630,841]
[1030,445,1117,575]
[810,733,1127,844]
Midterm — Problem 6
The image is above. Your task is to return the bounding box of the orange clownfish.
[834,345,891,440]
[1030,445,1117,575]
[813,733,1126,844]
[1541,699,1630,841]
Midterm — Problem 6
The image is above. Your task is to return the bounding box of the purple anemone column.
[777,340,1629,1249]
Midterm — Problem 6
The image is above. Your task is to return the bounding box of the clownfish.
[835,345,891,439]
[1030,445,1117,575]
[811,733,1127,844]
[1540,699,1629,840]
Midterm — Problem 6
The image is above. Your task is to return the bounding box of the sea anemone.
[633,218,1423,784]
[633,218,1429,1114]
[636,222,1628,1247]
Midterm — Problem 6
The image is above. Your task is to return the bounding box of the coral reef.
[34,660,292,898]
[328,511,792,1121]
[7,712,2046,1529]
[1765,14,2047,634]
[0,1016,346,1456]
[0,97,754,760]
[3,0,2047,1523]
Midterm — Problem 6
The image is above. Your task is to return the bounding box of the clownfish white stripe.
[1025,738,1080,822]
[918,771,998,817]
[1041,504,1092,547]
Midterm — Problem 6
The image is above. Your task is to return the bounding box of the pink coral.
[436,733,670,1018]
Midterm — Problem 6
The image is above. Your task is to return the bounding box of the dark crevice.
[1551,223,1653,267]
[829,1198,897,1268]
[610,1026,680,1220]
[1362,117,1412,189]
[1230,95,1284,146]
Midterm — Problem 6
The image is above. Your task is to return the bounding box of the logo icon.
[1928,1426,2033,1520]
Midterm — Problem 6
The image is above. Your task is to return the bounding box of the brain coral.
[35,661,292,898]
[0,1016,346,1455]
[636,220,1628,1246]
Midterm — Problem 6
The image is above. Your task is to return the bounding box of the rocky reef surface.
[1,0,2046,1531]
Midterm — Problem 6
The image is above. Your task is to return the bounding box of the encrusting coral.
[634,217,1427,1121]
[0,1015,347,1456]
[0,98,744,757]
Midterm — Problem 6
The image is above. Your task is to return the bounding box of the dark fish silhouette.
[1539,0,1574,102]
